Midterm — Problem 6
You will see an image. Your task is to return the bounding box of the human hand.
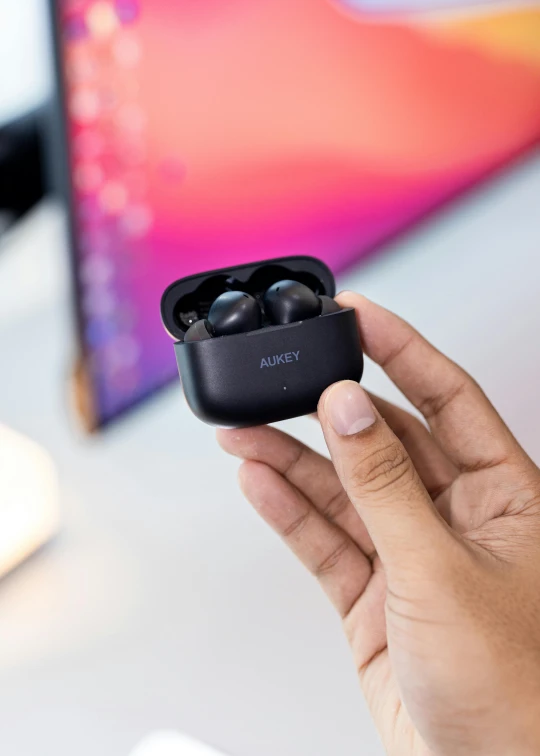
[217,292,540,756]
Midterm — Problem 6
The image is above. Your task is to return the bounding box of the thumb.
[318,381,451,573]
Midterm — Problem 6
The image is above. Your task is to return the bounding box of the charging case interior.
[161,256,363,427]
[161,256,336,342]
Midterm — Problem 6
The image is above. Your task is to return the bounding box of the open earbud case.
[160,256,364,427]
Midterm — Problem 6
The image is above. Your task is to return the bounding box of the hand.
[217,292,540,756]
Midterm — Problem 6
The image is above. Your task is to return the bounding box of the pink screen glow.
[58,0,540,423]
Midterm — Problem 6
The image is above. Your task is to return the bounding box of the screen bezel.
[47,0,181,431]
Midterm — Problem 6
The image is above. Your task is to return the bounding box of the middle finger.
[217,425,375,556]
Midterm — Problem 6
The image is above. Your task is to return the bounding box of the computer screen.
[51,0,540,428]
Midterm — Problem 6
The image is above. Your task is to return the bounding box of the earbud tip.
[184,319,214,342]
[319,295,341,315]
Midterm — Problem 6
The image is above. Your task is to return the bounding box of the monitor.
[49,0,540,428]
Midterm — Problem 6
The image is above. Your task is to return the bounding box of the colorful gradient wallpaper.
[56,0,540,425]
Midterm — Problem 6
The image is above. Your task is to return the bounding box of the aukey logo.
[260,351,300,368]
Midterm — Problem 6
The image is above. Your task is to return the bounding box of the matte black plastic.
[161,255,363,428]
[175,309,363,427]
[320,295,341,315]
[263,280,322,324]
[184,319,214,342]
[208,291,262,336]
[161,255,335,342]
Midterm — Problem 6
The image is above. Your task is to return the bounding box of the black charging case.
[160,256,363,427]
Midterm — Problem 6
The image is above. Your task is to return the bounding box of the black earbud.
[263,280,321,324]
[319,295,341,315]
[184,290,261,341]
[184,319,214,342]
[263,280,340,325]
[184,281,340,341]
[209,291,262,336]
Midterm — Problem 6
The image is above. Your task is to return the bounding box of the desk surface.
[0,154,539,756]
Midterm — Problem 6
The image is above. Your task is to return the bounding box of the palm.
[360,650,427,756]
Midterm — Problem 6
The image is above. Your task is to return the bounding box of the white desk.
[0,153,539,756]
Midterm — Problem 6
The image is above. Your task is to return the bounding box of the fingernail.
[324,382,376,436]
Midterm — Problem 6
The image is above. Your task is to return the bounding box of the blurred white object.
[0,0,52,123]
[130,732,229,756]
[0,202,68,324]
[0,424,60,577]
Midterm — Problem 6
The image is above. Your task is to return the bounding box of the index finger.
[336,291,521,474]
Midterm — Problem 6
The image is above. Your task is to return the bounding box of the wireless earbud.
[184,290,261,341]
[184,319,214,342]
[263,279,341,324]
[161,256,363,426]
[263,280,321,324]
[319,295,341,315]
[184,279,341,341]
[209,291,262,336]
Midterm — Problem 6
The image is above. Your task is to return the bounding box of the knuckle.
[281,510,311,538]
[349,440,414,497]
[417,369,471,421]
[321,490,350,522]
[314,540,350,577]
[505,482,540,519]
[282,444,306,478]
